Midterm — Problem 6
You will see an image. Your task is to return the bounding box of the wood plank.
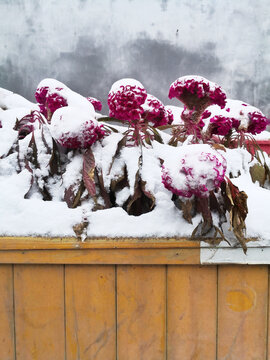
[217,265,268,360]
[117,265,166,360]
[167,265,217,360]
[0,248,200,265]
[65,265,116,360]
[0,236,201,250]
[0,265,15,360]
[14,265,65,360]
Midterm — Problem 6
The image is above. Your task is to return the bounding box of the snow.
[110,78,145,93]
[1,84,270,252]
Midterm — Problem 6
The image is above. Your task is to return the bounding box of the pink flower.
[161,145,226,198]
[201,110,211,120]
[107,79,147,123]
[87,97,103,112]
[50,107,105,149]
[166,108,174,124]
[209,115,233,136]
[247,111,269,135]
[35,86,67,118]
[142,94,170,127]
[168,75,226,110]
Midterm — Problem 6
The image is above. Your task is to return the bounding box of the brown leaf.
[249,163,266,187]
[211,143,226,152]
[64,180,85,209]
[181,199,193,224]
[196,197,213,235]
[96,168,112,208]
[141,180,155,210]
[49,139,61,175]
[73,220,89,241]
[82,148,96,198]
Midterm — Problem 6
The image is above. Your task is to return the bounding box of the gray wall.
[1,0,270,114]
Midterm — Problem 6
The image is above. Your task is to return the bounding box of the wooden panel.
[217,265,268,360]
[14,265,65,360]
[117,265,166,360]
[0,265,14,360]
[167,266,217,360]
[0,248,200,265]
[65,265,116,360]
[0,236,200,250]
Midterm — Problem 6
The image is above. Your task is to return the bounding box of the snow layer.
[1,88,270,247]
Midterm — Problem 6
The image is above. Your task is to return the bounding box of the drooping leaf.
[49,139,61,175]
[196,197,213,235]
[107,134,127,174]
[141,180,155,210]
[96,168,112,209]
[64,180,85,209]
[249,163,266,187]
[82,148,96,198]
[181,199,193,224]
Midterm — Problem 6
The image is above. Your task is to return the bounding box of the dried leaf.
[211,143,226,152]
[141,180,155,210]
[49,139,61,175]
[96,168,112,209]
[181,199,193,224]
[64,180,84,208]
[82,148,96,198]
[249,163,266,186]
[196,197,213,235]
[73,220,89,241]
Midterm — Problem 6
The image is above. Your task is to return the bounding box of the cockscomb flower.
[208,115,234,136]
[107,78,147,123]
[87,97,103,112]
[142,94,170,127]
[161,145,226,198]
[35,79,95,123]
[166,108,174,124]
[49,107,105,149]
[247,111,269,135]
[168,75,227,114]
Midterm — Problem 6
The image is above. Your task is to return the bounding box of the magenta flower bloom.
[87,97,103,112]
[209,115,233,136]
[142,94,170,127]
[107,78,147,123]
[35,79,95,123]
[166,108,174,124]
[161,145,226,198]
[247,111,269,135]
[201,110,211,120]
[169,75,227,110]
[50,107,105,149]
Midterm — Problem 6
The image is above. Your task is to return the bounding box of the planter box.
[0,236,269,360]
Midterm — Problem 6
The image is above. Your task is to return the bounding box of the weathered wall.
[0,0,269,114]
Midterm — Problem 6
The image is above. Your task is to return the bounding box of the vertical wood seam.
[216,265,219,360]
[12,265,17,360]
[165,265,168,360]
[64,265,67,360]
[115,265,118,360]
[266,265,269,360]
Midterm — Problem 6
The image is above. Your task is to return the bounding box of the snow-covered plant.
[161,144,248,252]
[168,75,226,144]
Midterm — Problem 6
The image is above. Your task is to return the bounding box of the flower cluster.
[247,111,269,135]
[162,145,227,198]
[49,107,105,149]
[35,86,68,120]
[87,97,103,112]
[108,79,147,123]
[209,115,234,136]
[168,75,227,110]
[142,94,170,127]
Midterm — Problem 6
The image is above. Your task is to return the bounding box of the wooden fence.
[0,237,269,360]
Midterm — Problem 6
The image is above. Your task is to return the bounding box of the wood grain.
[217,265,268,360]
[117,265,166,360]
[0,265,15,360]
[0,248,200,265]
[167,265,217,360]
[14,265,65,360]
[65,265,116,360]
